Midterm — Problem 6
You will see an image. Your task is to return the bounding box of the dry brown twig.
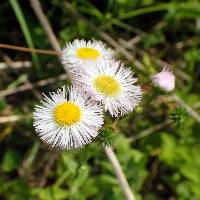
[29,1,61,53]
[29,0,71,78]
[118,38,190,81]
[1,53,42,100]
[0,74,66,98]
[0,43,60,56]
[130,121,170,142]
[0,115,25,124]
[64,1,145,72]
[0,60,31,70]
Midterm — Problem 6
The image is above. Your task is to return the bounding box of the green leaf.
[33,186,69,200]
[2,149,22,172]
[70,165,89,195]
[159,133,179,165]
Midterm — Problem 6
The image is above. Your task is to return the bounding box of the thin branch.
[117,38,200,124]
[29,0,71,77]
[193,101,200,109]
[130,121,169,142]
[64,1,145,72]
[0,74,66,97]
[39,152,59,187]
[0,43,60,56]
[0,114,31,124]
[172,94,200,124]
[1,53,42,100]
[118,38,191,81]
[29,0,61,53]
[29,0,63,60]
[104,146,136,200]
[0,60,31,70]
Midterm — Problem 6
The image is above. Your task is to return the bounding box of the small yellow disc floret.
[76,47,100,60]
[94,75,121,97]
[54,102,81,126]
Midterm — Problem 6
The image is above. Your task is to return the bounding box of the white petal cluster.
[62,39,114,72]
[33,39,142,149]
[75,60,142,117]
[33,86,103,149]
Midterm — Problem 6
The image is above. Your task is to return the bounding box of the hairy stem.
[104,145,136,200]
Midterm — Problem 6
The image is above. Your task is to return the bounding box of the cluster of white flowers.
[33,39,142,149]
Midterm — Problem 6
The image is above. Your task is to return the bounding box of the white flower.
[33,86,104,149]
[152,67,175,92]
[75,60,142,117]
[62,39,114,71]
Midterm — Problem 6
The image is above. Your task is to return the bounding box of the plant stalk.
[104,145,136,200]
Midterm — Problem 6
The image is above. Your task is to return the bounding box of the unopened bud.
[152,68,175,92]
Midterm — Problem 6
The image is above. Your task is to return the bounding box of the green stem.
[119,3,200,20]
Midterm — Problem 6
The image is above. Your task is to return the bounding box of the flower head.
[152,67,175,92]
[75,60,142,117]
[33,86,104,149]
[62,39,114,72]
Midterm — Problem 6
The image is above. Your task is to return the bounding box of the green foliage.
[115,135,148,192]
[98,126,116,147]
[33,186,69,200]
[0,98,6,112]
[1,0,200,199]
[160,133,200,199]
[9,0,41,74]
[170,107,189,127]
[2,149,22,172]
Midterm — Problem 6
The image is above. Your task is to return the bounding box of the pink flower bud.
[152,68,175,92]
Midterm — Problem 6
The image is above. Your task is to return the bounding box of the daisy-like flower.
[152,67,175,92]
[62,39,114,71]
[33,86,104,149]
[75,60,142,117]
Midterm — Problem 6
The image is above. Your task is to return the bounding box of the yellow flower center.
[94,75,121,97]
[76,47,100,60]
[54,102,81,126]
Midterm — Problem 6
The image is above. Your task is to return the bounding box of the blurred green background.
[0,0,200,199]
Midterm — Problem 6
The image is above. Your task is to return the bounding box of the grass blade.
[9,0,41,73]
